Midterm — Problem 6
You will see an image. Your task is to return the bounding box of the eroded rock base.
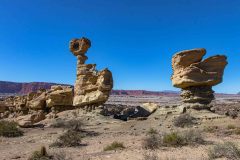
[180,86,214,110]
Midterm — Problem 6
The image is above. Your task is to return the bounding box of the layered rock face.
[171,48,227,109]
[70,37,113,109]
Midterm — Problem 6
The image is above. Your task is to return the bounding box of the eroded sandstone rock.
[46,85,73,110]
[70,37,113,108]
[171,48,227,109]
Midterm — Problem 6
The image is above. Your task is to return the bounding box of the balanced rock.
[171,48,227,109]
[70,37,113,108]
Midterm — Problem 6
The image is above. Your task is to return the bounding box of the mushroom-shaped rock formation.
[171,48,227,109]
[70,37,113,110]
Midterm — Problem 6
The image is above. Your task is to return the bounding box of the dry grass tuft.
[28,146,72,160]
[173,114,197,128]
[142,129,205,149]
[50,130,82,147]
[208,142,240,160]
[104,141,125,151]
[0,120,23,137]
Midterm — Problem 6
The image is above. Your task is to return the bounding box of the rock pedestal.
[171,48,227,109]
[70,37,113,109]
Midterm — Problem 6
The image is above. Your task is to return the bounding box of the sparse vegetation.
[234,128,240,135]
[142,134,161,150]
[50,130,82,147]
[142,129,204,149]
[203,126,218,133]
[208,142,240,160]
[143,152,159,160]
[28,146,72,160]
[51,119,83,132]
[227,124,236,130]
[147,128,158,135]
[181,129,205,145]
[104,141,125,151]
[0,120,23,137]
[173,113,197,128]
[162,132,184,147]
[28,146,51,160]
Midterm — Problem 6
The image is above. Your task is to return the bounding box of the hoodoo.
[171,48,227,110]
[70,37,113,111]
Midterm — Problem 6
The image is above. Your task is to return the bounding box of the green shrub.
[104,141,125,151]
[163,132,185,147]
[173,114,197,128]
[227,124,236,130]
[208,142,240,160]
[50,130,82,147]
[0,120,23,137]
[142,130,205,149]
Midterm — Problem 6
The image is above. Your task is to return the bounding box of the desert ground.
[1,94,240,160]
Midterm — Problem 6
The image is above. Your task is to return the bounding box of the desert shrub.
[147,128,158,135]
[181,130,205,145]
[143,152,159,160]
[104,141,125,151]
[162,132,185,147]
[203,126,218,133]
[50,130,82,147]
[51,119,83,132]
[173,114,197,128]
[51,151,72,160]
[0,120,23,137]
[143,130,205,149]
[28,146,72,160]
[28,146,52,160]
[234,128,240,135]
[208,142,240,160]
[225,110,238,119]
[227,124,236,130]
[142,134,161,150]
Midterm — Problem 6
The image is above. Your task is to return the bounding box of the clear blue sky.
[0,0,239,94]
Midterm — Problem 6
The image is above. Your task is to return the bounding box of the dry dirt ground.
[1,95,240,160]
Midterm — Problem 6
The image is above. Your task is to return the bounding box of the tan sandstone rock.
[16,111,45,127]
[171,48,227,109]
[70,37,113,108]
[27,91,47,110]
[46,85,73,108]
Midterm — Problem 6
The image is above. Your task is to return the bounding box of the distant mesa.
[0,81,68,95]
[171,48,228,110]
[0,81,179,97]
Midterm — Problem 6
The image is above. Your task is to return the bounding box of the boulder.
[46,85,73,108]
[27,92,46,110]
[16,111,45,127]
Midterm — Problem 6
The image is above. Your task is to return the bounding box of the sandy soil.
[1,95,240,160]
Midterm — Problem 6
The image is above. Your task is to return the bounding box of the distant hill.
[111,90,179,96]
[0,81,67,95]
[0,81,179,96]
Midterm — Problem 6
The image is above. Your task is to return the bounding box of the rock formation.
[70,37,113,110]
[171,48,227,109]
